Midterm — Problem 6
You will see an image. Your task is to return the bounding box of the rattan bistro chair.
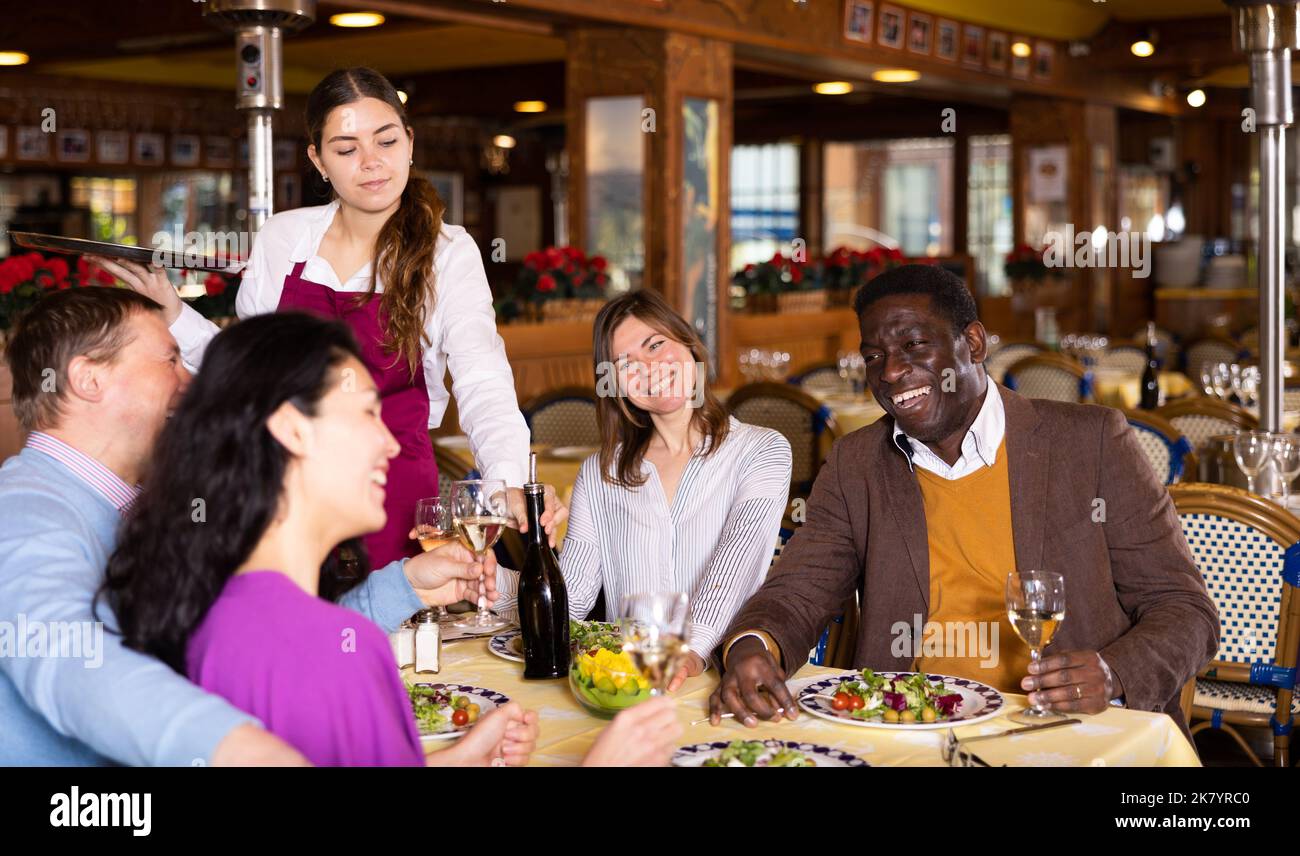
[982,339,1045,385]
[1183,335,1246,385]
[1157,397,1259,455]
[791,360,849,396]
[1170,483,1300,767]
[1122,409,1197,486]
[728,382,838,497]
[521,386,600,448]
[1003,353,1094,403]
[1097,345,1149,374]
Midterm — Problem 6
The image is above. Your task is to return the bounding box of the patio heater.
[1229,0,1298,433]
[203,0,316,232]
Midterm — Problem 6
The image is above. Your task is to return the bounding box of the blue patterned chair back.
[793,364,849,396]
[728,382,837,495]
[1184,337,1243,384]
[1097,346,1149,374]
[1004,354,1093,403]
[522,387,600,448]
[766,524,840,667]
[1123,410,1195,485]
[983,341,1044,385]
[1169,483,1300,758]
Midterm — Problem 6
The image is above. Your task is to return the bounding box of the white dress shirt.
[891,380,1005,479]
[168,201,529,486]
[495,418,792,659]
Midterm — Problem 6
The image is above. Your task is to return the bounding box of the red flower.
[523,251,543,270]
[789,266,804,283]
[94,268,116,285]
[543,247,564,269]
[204,273,228,297]
[590,255,608,272]
[743,263,755,273]
[595,273,608,286]
[47,257,69,282]
[0,269,17,294]
[562,245,585,262]
[563,261,576,275]
[536,274,557,293]
[770,251,785,265]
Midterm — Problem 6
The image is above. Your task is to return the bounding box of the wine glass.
[1005,570,1067,725]
[450,479,514,631]
[414,496,456,618]
[1234,431,1272,495]
[1211,363,1232,400]
[1241,366,1260,410]
[617,592,690,695]
[1200,365,1216,397]
[1271,434,1300,508]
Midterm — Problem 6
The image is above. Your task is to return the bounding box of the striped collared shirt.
[496,418,792,659]
[25,432,139,514]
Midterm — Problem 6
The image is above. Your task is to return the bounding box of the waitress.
[94,66,564,569]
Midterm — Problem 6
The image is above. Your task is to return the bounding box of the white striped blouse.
[495,417,792,659]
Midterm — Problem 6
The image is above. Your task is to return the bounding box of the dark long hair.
[306,66,445,374]
[591,290,730,488]
[98,312,368,673]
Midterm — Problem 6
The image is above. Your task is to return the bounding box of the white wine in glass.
[619,592,690,695]
[414,497,457,552]
[1006,570,1067,725]
[451,479,514,631]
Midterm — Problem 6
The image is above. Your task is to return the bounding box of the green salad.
[701,740,816,767]
[407,684,481,734]
[827,669,963,724]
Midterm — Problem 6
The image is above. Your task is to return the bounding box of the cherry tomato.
[848,694,866,711]
[831,692,852,711]
[451,709,469,727]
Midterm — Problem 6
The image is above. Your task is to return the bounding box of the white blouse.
[168,201,529,487]
[495,418,793,659]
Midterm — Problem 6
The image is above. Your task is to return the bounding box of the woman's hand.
[402,541,498,607]
[666,651,706,693]
[581,696,681,767]
[428,702,538,767]
[506,484,569,548]
[83,254,183,325]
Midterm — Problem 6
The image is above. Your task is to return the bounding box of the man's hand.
[505,485,568,548]
[430,702,538,767]
[707,636,798,727]
[210,723,310,766]
[582,696,681,767]
[666,651,706,693]
[83,255,183,325]
[402,542,497,607]
[1020,650,1122,715]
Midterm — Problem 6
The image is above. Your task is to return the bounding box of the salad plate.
[672,739,868,768]
[797,670,1005,731]
[408,682,510,742]
[488,629,524,663]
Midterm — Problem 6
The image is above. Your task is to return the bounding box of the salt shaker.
[413,608,441,674]
[391,618,415,669]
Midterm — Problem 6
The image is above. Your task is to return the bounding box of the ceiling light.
[813,81,854,95]
[329,12,385,28]
[1187,88,1206,108]
[0,51,29,66]
[871,69,920,84]
[1011,41,1031,59]
[493,134,517,149]
[514,100,548,113]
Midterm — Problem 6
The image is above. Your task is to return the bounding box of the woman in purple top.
[101,313,538,766]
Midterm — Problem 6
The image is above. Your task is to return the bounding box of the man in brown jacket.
[709,264,1218,735]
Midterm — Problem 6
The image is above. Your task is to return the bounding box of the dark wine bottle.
[1140,321,1161,409]
[519,453,570,679]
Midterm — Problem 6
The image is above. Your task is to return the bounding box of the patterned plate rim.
[797,671,1005,731]
[413,683,511,741]
[671,739,868,767]
[488,629,524,663]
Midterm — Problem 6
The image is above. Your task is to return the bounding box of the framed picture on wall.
[134,133,165,166]
[17,127,49,161]
[273,139,296,171]
[205,136,233,168]
[986,31,1008,73]
[935,19,959,62]
[907,12,932,55]
[962,25,985,68]
[877,4,904,49]
[1035,40,1056,80]
[56,130,90,163]
[423,170,464,225]
[96,130,129,164]
[843,0,873,44]
[1011,35,1032,78]
[171,134,200,167]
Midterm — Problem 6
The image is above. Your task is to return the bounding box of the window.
[968,134,1013,296]
[731,142,799,269]
[823,138,954,256]
[70,177,138,245]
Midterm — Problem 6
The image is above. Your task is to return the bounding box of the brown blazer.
[722,384,1218,734]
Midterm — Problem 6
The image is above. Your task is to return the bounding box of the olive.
[900,709,917,724]
[921,706,937,723]
[883,708,900,723]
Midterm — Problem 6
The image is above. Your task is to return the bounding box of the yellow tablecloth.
[1092,369,1195,410]
[409,637,1200,767]
[808,390,888,434]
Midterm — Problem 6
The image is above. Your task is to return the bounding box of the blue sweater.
[0,446,425,766]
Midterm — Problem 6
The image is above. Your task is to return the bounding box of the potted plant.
[0,252,117,342]
[515,246,610,323]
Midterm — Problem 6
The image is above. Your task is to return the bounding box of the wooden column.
[566,26,734,380]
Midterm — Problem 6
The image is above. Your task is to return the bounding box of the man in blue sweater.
[0,287,496,765]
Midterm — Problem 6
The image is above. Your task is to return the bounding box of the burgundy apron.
[277,260,437,568]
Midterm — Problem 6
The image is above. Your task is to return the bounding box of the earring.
[321,174,329,183]
[409,158,413,165]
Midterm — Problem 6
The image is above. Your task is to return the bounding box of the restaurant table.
[407,635,1201,767]
[1091,368,1195,410]
[807,389,888,433]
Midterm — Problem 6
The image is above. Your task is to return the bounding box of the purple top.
[187,571,423,767]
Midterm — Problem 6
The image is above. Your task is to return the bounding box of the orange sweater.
[913,442,1030,693]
